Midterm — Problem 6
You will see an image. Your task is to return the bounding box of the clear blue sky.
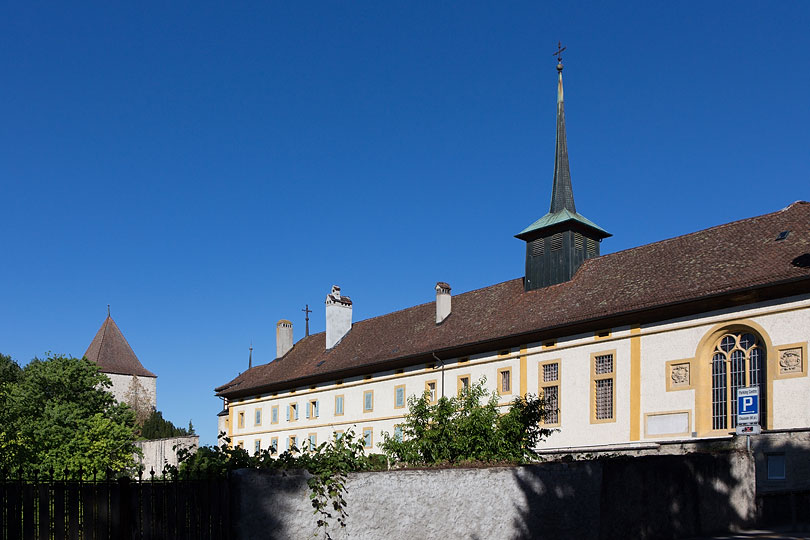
[2,2,809,446]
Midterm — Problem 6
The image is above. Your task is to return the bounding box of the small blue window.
[395,387,405,408]
[364,391,373,412]
[394,425,403,442]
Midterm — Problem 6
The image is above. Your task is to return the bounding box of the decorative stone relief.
[779,347,803,374]
[670,363,690,387]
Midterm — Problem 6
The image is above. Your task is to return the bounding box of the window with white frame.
[425,380,437,404]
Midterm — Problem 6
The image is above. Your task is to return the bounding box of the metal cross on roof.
[553,41,566,63]
[302,304,312,336]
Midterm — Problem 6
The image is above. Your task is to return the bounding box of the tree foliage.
[380,377,553,465]
[168,430,370,539]
[140,410,195,440]
[0,353,139,475]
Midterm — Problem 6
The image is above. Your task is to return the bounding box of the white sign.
[736,424,761,435]
[737,387,759,425]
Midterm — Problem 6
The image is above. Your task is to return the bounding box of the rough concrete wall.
[107,373,157,410]
[231,452,756,540]
[135,436,198,475]
[232,462,600,540]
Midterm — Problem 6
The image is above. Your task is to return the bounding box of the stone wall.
[135,435,198,475]
[231,451,755,540]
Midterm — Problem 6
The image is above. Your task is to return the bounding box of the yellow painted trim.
[238,411,245,429]
[629,326,641,441]
[519,346,528,397]
[363,389,374,413]
[665,359,695,391]
[425,379,438,404]
[644,410,692,438]
[538,359,561,427]
[307,432,317,450]
[394,384,406,409]
[237,440,244,448]
[308,399,319,419]
[456,374,471,395]
[289,402,299,422]
[288,435,297,450]
[227,404,234,445]
[773,342,808,379]
[693,319,775,436]
[362,427,373,449]
[334,394,345,416]
[498,366,513,396]
[595,329,612,340]
[270,436,278,454]
[590,349,617,424]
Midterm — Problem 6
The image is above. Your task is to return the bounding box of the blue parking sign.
[737,387,759,424]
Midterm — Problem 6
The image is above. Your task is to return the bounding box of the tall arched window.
[711,331,766,430]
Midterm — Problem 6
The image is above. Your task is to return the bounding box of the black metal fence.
[0,469,230,540]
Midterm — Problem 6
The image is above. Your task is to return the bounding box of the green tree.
[141,410,194,440]
[0,353,23,462]
[1,354,139,475]
[380,377,553,465]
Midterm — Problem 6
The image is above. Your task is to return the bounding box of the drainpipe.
[432,352,445,399]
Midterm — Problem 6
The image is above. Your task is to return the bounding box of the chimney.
[435,282,451,324]
[276,320,293,358]
[325,285,352,349]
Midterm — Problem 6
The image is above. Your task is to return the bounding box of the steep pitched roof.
[217,201,810,398]
[84,316,157,378]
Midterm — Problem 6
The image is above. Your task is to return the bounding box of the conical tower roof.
[84,315,156,378]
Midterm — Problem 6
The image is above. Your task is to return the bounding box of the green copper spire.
[516,48,611,291]
[550,63,576,213]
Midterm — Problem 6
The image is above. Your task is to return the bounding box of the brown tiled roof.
[84,316,157,378]
[217,202,810,398]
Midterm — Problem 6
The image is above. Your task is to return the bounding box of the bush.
[380,377,553,466]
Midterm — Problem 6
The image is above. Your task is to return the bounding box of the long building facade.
[215,60,810,457]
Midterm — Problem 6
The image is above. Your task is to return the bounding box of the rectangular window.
[255,408,262,426]
[288,435,297,450]
[540,361,560,426]
[591,351,616,423]
[394,425,403,442]
[767,454,786,480]
[288,403,299,422]
[364,390,374,412]
[498,367,512,395]
[270,437,278,454]
[363,427,373,449]
[254,440,261,454]
[238,412,245,429]
[457,374,471,395]
[307,400,319,419]
[425,380,437,404]
[335,395,345,416]
[308,433,317,451]
[394,385,406,409]
[271,405,279,424]
[334,430,344,441]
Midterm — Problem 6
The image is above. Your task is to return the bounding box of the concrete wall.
[230,452,755,540]
[107,373,157,411]
[135,435,198,475]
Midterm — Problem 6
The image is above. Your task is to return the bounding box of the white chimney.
[325,285,352,349]
[276,319,293,358]
[436,282,451,324]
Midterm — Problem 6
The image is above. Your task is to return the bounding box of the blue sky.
[2,2,809,446]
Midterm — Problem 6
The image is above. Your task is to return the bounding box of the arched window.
[711,331,766,430]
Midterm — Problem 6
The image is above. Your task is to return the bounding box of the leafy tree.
[1,354,139,475]
[0,352,21,384]
[140,410,195,440]
[380,377,553,465]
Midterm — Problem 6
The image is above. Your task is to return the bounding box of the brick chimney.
[325,285,352,349]
[276,320,293,358]
[435,282,451,324]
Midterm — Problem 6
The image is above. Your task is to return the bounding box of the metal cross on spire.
[552,41,566,64]
[302,304,312,336]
